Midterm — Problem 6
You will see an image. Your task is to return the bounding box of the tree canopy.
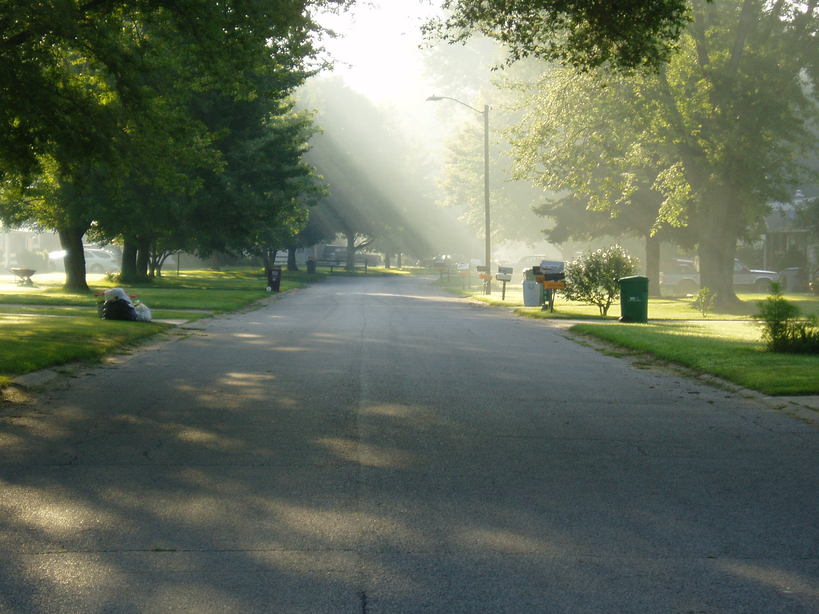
[0,0,344,289]
[425,0,698,71]
[506,0,818,303]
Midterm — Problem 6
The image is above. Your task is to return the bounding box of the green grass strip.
[0,314,171,387]
[571,320,819,396]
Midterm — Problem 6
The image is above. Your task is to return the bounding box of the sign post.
[476,265,491,295]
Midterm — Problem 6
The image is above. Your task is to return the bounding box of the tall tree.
[0,1,347,289]
[507,0,818,304]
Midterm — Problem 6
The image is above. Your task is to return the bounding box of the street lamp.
[426,95,491,294]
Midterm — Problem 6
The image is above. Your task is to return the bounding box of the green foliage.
[302,78,451,260]
[426,0,693,71]
[0,1,342,289]
[507,0,818,304]
[563,244,637,316]
[692,287,717,319]
[755,283,819,354]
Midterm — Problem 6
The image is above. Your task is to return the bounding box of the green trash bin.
[619,275,648,323]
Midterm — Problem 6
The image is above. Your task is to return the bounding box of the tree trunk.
[384,253,391,269]
[263,249,276,285]
[136,237,150,280]
[345,232,355,272]
[120,239,139,282]
[697,190,741,306]
[287,246,298,271]
[698,239,738,306]
[645,234,661,297]
[58,226,89,292]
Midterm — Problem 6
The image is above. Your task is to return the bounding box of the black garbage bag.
[101,298,138,321]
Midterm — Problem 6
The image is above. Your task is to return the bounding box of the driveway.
[1,275,817,613]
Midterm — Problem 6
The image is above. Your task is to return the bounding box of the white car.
[732,260,778,292]
[660,258,779,294]
[49,247,120,273]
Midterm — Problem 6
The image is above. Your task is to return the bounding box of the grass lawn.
[571,320,819,396]
[433,274,819,396]
[0,269,279,311]
[0,314,171,387]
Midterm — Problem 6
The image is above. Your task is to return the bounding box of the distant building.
[764,193,818,290]
[0,225,62,269]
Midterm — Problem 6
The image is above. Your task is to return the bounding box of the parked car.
[48,247,120,273]
[659,259,700,295]
[732,260,779,291]
[660,258,779,294]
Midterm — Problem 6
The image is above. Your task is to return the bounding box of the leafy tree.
[563,244,638,315]
[301,78,447,269]
[797,196,819,236]
[437,108,552,249]
[176,94,321,266]
[285,213,336,271]
[424,0,697,71]
[0,1,347,289]
[507,0,818,306]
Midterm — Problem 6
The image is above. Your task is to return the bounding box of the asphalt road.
[1,275,817,613]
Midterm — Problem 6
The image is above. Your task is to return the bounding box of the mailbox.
[539,260,565,281]
[533,261,565,312]
[496,266,513,283]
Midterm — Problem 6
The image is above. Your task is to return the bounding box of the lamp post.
[427,95,491,294]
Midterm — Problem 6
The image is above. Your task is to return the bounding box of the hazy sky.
[314,0,460,155]
[318,1,441,104]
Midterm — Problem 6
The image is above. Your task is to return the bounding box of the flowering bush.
[563,244,638,316]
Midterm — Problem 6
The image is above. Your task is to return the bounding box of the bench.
[315,259,369,273]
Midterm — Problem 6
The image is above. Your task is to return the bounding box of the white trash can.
[522,280,543,306]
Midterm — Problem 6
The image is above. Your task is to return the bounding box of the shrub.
[754,283,819,353]
[563,244,638,316]
[692,287,717,318]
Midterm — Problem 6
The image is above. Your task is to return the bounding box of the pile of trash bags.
[99,287,152,322]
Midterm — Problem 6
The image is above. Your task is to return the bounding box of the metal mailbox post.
[476,265,491,295]
[534,261,566,312]
[457,263,471,289]
[496,266,513,300]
